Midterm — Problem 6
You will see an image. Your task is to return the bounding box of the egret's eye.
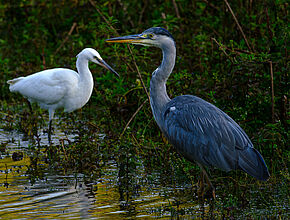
[149,33,154,38]
[94,56,101,61]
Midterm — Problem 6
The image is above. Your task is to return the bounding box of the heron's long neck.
[150,42,176,127]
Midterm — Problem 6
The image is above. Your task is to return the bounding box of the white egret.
[7,48,119,143]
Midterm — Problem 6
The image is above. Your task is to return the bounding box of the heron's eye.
[149,33,154,38]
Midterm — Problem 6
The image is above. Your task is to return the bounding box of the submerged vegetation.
[0,0,289,218]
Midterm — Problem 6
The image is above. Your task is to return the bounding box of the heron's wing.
[162,95,252,171]
[9,68,78,105]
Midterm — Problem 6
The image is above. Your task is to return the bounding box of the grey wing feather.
[162,95,269,180]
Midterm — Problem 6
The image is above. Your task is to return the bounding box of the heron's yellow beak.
[106,34,144,43]
[106,34,153,47]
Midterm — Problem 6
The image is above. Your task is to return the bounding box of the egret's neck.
[150,41,176,127]
[75,56,94,105]
[76,56,94,85]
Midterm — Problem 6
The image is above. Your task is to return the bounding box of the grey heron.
[8,48,119,143]
[106,27,270,194]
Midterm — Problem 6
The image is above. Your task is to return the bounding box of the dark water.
[0,127,288,219]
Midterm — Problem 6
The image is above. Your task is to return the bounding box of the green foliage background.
[0,0,288,179]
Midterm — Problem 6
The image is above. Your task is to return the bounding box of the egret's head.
[77,48,119,77]
[106,27,175,49]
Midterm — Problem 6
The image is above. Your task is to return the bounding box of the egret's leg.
[197,162,215,198]
[25,100,39,138]
[48,120,52,144]
[48,109,55,144]
[26,100,33,113]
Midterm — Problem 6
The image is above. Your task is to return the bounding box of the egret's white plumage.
[7,48,119,142]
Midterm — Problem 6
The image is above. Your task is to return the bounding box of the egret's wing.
[162,95,252,171]
[9,68,78,105]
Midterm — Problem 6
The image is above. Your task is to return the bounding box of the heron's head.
[77,48,119,77]
[106,27,175,49]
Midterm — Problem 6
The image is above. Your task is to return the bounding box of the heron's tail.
[238,147,270,181]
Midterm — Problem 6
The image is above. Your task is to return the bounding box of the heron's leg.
[197,162,216,199]
[197,169,205,198]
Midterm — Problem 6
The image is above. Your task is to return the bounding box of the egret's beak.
[99,59,119,77]
[106,34,151,46]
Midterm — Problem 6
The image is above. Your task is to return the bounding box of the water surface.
[0,125,288,219]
